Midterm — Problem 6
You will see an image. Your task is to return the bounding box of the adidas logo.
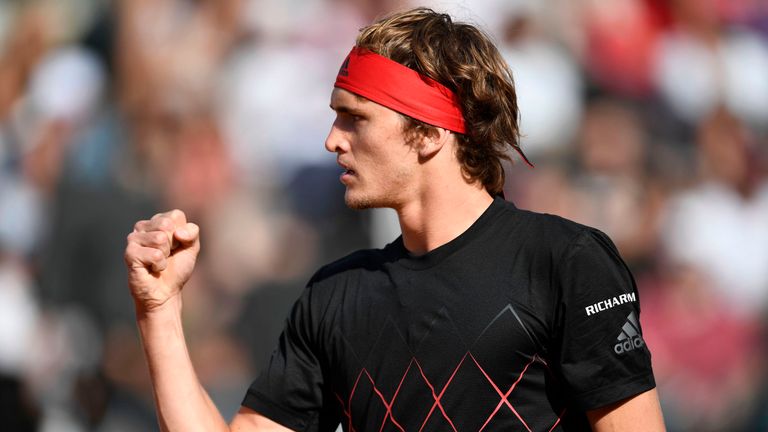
[613,312,645,354]
[338,56,350,77]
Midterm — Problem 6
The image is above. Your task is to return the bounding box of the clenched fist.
[125,209,200,311]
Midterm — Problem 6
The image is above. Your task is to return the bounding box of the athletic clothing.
[242,197,655,431]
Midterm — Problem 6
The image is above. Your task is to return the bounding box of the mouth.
[338,162,356,184]
[338,160,356,176]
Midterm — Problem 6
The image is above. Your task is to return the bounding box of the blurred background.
[0,0,767,430]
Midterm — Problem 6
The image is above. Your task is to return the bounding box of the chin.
[344,191,392,210]
[344,195,376,210]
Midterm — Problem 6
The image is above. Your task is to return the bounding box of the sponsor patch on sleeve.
[584,293,637,317]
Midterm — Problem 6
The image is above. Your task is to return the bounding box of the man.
[124,8,665,432]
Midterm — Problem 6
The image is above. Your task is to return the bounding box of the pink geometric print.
[334,305,565,431]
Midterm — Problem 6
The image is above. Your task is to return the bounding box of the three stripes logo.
[614,312,645,354]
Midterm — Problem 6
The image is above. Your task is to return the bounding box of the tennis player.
[125,8,665,432]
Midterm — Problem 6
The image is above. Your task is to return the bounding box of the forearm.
[136,295,230,432]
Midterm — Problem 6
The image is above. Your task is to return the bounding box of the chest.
[322,264,559,431]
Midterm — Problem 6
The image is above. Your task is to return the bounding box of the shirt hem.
[242,390,312,432]
[573,373,657,412]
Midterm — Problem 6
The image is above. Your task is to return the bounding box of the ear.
[417,127,452,160]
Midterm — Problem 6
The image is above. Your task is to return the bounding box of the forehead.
[329,88,407,128]
[330,88,371,109]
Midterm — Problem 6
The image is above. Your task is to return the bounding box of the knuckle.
[124,243,138,261]
[127,233,143,247]
[151,249,164,262]
[153,232,168,245]
[170,209,186,222]
[158,218,174,231]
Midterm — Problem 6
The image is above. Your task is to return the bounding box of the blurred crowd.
[0,0,767,431]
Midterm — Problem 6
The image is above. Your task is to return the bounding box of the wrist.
[134,293,183,322]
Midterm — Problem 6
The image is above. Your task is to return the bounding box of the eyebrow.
[329,104,366,116]
[330,94,370,113]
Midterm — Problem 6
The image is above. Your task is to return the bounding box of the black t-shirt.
[242,198,655,431]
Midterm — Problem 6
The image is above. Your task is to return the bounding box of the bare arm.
[586,388,666,432]
[125,210,293,432]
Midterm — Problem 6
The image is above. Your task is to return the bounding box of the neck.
[396,182,494,255]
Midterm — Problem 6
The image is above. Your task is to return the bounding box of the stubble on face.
[344,163,413,210]
[344,194,376,210]
[331,91,420,210]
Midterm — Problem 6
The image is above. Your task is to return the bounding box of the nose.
[324,121,347,154]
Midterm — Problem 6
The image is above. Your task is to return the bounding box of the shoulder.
[287,247,393,326]
[503,202,606,258]
[308,246,392,287]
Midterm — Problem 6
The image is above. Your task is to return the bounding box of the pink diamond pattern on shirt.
[471,353,536,431]
[334,304,566,431]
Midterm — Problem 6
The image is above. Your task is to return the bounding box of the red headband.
[334,47,466,134]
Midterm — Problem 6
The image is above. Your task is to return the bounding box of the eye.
[333,112,364,131]
[343,112,364,122]
[339,112,365,126]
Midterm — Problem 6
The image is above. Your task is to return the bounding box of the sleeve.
[241,283,337,432]
[553,228,656,411]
